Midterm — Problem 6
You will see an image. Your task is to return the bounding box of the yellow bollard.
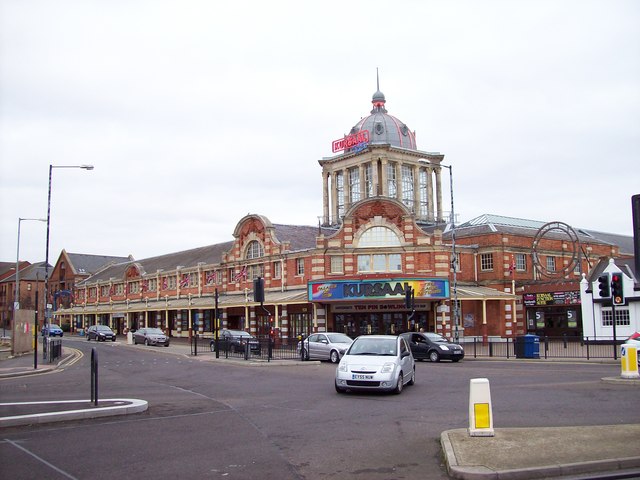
[620,344,639,379]
[468,378,494,437]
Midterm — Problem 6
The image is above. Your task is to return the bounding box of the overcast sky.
[1,0,639,265]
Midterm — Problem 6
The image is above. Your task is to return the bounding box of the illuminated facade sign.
[332,130,370,153]
[308,278,449,302]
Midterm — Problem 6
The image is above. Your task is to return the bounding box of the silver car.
[298,332,353,363]
[335,335,415,394]
[133,327,170,347]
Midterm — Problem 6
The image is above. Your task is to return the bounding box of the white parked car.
[335,335,415,394]
[298,332,353,363]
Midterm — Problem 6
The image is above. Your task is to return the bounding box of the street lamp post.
[12,217,46,337]
[421,160,459,342]
[44,164,94,336]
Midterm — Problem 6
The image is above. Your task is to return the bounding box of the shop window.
[273,261,281,279]
[401,165,413,208]
[336,171,344,218]
[364,164,374,197]
[350,168,360,203]
[129,281,140,294]
[480,253,493,271]
[389,254,401,271]
[249,264,264,280]
[601,308,630,327]
[296,258,304,276]
[246,241,264,259]
[546,256,556,272]
[330,256,343,274]
[419,169,428,217]
[358,226,401,247]
[358,253,402,273]
[387,163,397,197]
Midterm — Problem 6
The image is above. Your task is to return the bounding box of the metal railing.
[189,335,302,361]
[460,336,626,360]
[42,337,63,363]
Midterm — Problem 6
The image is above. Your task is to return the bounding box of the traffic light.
[611,273,625,306]
[253,277,264,303]
[404,285,414,309]
[597,274,610,298]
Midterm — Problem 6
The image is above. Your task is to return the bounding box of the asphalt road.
[0,337,636,480]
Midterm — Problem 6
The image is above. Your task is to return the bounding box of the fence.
[189,335,302,361]
[42,337,63,363]
[188,334,626,362]
[460,336,626,360]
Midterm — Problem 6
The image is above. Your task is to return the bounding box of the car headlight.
[338,362,348,372]
[381,362,395,373]
[439,345,450,351]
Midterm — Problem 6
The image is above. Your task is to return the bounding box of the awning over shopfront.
[55,288,310,316]
[454,285,516,301]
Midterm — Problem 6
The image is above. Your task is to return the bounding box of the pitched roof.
[273,224,336,252]
[65,252,132,275]
[77,242,235,284]
[0,261,49,282]
[452,214,631,250]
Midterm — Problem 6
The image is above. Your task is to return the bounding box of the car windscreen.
[96,326,112,331]
[146,328,164,334]
[348,338,397,356]
[424,333,449,342]
[326,333,352,344]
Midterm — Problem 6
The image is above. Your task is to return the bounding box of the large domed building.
[320,83,447,227]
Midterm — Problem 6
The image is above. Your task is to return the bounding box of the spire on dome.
[371,67,387,113]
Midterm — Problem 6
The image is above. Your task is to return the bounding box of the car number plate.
[453,351,462,354]
[352,374,373,380]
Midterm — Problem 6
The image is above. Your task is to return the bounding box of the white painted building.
[580,258,639,339]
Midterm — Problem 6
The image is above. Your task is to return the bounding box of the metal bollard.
[91,348,98,406]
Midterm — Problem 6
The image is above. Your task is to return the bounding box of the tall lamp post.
[422,160,459,342]
[44,164,94,335]
[12,217,47,337]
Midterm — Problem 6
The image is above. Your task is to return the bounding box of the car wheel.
[144,339,149,346]
[408,367,415,385]
[429,350,440,362]
[300,348,309,361]
[112,337,116,342]
[210,343,215,352]
[452,358,460,363]
[335,382,346,394]
[330,350,340,364]
[87,335,90,341]
[394,373,403,394]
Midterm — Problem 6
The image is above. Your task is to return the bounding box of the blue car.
[42,324,64,337]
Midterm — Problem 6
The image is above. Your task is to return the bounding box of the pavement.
[1,337,640,479]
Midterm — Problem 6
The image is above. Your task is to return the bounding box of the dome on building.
[346,87,417,151]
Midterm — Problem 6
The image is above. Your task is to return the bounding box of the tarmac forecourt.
[1,343,640,479]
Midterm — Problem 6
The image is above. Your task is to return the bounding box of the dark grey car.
[400,332,464,362]
[133,327,170,346]
[87,325,116,342]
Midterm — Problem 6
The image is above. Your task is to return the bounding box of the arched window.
[246,240,264,259]
[358,226,401,247]
[357,226,403,273]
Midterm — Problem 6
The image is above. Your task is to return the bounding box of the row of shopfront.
[57,277,584,340]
